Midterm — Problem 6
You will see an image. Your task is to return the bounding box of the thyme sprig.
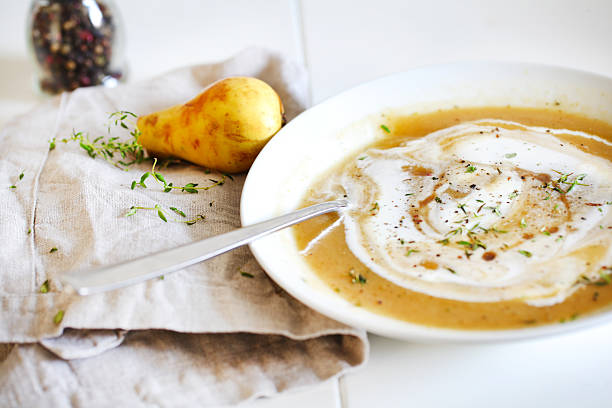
[132,158,227,194]
[45,111,231,228]
[125,204,205,225]
[51,111,145,170]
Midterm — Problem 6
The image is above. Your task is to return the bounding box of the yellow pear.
[137,77,285,173]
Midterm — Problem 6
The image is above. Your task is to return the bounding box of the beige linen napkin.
[0,48,368,406]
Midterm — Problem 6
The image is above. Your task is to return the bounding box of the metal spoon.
[61,199,348,295]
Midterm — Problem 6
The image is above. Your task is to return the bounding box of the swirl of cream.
[329,120,612,306]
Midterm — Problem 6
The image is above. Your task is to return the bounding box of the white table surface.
[2,1,612,407]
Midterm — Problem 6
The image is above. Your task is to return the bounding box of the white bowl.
[240,62,612,342]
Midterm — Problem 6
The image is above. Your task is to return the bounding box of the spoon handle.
[61,200,347,295]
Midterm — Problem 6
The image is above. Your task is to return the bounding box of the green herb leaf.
[169,207,186,217]
[369,202,380,215]
[157,209,168,222]
[49,247,58,253]
[79,142,94,156]
[154,173,166,183]
[240,270,254,278]
[485,205,502,217]
[185,215,205,226]
[600,269,612,285]
[380,124,391,133]
[125,207,137,217]
[53,310,64,325]
[130,180,137,190]
[504,152,517,158]
[182,183,199,194]
[405,248,420,256]
[518,249,532,258]
[466,165,476,173]
[40,280,49,294]
[520,218,527,228]
[349,269,367,284]
[18,172,24,180]
[474,240,487,250]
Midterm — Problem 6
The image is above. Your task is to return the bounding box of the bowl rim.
[241,61,612,342]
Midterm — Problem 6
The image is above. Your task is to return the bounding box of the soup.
[294,107,612,329]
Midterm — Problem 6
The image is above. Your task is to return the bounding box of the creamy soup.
[294,107,612,329]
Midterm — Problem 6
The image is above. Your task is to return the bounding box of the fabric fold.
[0,48,368,406]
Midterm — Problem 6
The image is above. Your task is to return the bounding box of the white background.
[1,1,612,407]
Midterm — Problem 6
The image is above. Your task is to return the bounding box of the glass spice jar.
[27,0,126,94]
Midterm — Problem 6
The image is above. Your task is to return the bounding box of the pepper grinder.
[26,0,127,95]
